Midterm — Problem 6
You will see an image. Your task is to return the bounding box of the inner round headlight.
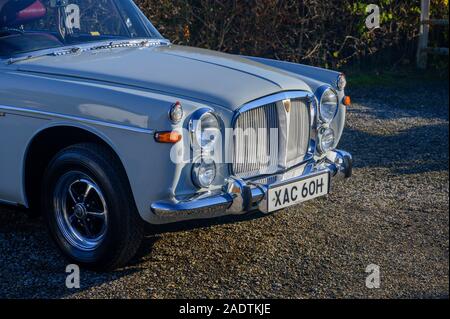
[319,87,339,124]
[318,127,335,154]
[192,160,216,188]
[191,110,220,150]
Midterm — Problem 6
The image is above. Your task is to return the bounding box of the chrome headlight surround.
[189,108,222,189]
[316,85,339,124]
[189,108,221,151]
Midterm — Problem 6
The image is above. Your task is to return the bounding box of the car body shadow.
[0,204,268,299]
[341,123,449,175]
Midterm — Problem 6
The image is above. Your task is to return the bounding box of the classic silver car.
[0,0,352,270]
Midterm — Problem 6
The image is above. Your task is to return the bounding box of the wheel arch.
[23,123,132,213]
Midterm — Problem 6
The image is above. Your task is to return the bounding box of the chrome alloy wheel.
[53,172,108,251]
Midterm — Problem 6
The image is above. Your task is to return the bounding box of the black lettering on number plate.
[274,190,282,207]
[309,181,316,196]
[283,189,290,205]
[302,183,308,198]
[271,174,327,210]
[291,186,298,201]
[317,178,324,194]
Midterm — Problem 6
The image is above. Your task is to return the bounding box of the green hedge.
[136,0,449,69]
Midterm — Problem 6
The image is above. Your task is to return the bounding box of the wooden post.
[417,0,430,69]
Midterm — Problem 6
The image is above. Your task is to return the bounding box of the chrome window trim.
[0,198,20,206]
[0,104,154,134]
[229,90,317,179]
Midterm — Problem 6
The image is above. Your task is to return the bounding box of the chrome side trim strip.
[0,105,154,134]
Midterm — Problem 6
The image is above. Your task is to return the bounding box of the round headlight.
[337,74,347,91]
[192,160,216,188]
[190,110,220,150]
[318,87,339,124]
[318,127,335,154]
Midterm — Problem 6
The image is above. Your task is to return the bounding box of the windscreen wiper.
[6,46,82,64]
[6,39,170,64]
[87,39,169,51]
[51,39,168,55]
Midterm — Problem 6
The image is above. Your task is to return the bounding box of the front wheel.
[42,143,144,271]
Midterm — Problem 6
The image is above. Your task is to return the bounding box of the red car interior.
[0,0,45,26]
[14,0,47,24]
[0,1,62,56]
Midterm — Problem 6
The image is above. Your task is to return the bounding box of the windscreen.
[0,0,162,57]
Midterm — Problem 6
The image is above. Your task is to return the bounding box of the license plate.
[267,172,330,212]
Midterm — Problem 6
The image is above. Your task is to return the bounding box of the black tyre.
[42,143,144,271]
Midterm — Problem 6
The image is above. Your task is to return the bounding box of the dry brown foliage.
[137,0,449,68]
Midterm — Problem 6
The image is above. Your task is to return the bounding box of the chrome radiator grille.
[286,99,311,165]
[233,103,279,178]
[232,97,311,178]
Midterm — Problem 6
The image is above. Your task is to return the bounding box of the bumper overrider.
[150,150,352,220]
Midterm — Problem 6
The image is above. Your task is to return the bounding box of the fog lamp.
[318,127,335,154]
[192,160,216,188]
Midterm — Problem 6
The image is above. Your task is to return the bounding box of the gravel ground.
[0,79,448,299]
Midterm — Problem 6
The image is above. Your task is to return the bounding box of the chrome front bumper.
[150,150,352,220]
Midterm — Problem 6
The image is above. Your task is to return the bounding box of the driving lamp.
[318,127,335,154]
[192,160,216,188]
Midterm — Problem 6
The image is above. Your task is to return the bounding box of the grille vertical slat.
[233,98,310,178]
